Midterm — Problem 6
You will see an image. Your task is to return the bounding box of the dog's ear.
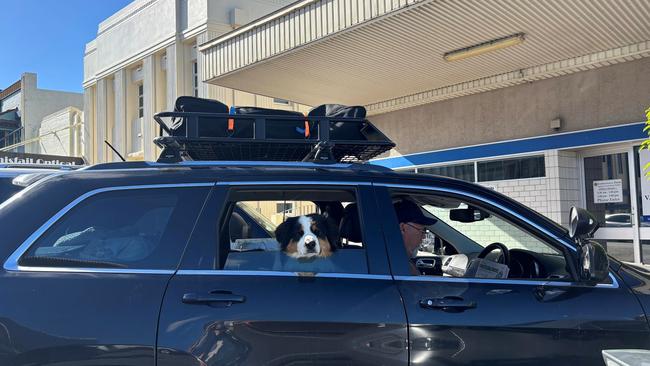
[325,217,340,250]
[275,217,295,247]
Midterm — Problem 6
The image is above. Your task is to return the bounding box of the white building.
[0,73,83,155]
[197,0,650,263]
[83,0,309,164]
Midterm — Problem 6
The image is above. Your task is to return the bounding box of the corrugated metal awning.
[200,0,650,114]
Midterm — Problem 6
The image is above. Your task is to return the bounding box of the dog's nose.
[304,236,316,250]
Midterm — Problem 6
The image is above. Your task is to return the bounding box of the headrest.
[339,203,362,243]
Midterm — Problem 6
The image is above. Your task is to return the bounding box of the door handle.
[182,290,246,305]
[419,296,476,312]
[534,285,568,302]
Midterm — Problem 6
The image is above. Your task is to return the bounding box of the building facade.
[0,73,83,155]
[83,0,310,164]
[195,0,650,263]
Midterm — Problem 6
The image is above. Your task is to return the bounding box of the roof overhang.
[200,0,650,114]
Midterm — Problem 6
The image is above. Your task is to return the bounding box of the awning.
[200,0,650,114]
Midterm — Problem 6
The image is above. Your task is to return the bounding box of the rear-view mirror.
[450,207,490,223]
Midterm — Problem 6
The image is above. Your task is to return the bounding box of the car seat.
[339,203,362,246]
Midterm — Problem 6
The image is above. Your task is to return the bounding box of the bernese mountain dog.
[275,214,339,259]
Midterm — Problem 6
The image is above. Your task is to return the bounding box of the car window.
[20,187,210,269]
[390,190,570,280]
[221,188,368,274]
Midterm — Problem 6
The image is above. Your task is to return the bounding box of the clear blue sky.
[0,0,133,93]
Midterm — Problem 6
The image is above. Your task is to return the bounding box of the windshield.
[422,203,561,255]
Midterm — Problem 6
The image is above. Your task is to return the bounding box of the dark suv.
[0,101,648,365]
[0,160,649,365]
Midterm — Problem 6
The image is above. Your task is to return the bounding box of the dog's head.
[275,214,339,258]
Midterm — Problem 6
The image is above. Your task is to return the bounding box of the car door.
[373,183,650,366]
[0,183,212,365]
[156,182,408,366]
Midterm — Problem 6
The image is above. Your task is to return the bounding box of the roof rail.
[83,160,393,172]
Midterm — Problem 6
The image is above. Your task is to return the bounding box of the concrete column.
[106,78,115,162]
[143,55,156,161]
[166,43,185,111]
[95,78,108,163]
[154,53,166,157]
[83,86,95,163]
[113,69,127,160]
[196,39,208,98]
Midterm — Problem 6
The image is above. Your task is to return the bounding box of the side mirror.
[578,240,609,284]
[569,207,599,239]
[450,207,490,223]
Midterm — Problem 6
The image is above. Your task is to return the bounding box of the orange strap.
[228,118,234,132]
[304,120,310,138]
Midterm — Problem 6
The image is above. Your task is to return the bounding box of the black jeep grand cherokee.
[0,100,648,365]
[0,160,649,365]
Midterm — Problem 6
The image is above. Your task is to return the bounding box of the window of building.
[221,188,367,274]
[276,202,294,214]
[477,156,545,182]
[192,61,198,97]
[20,187,210,269]
[137,84,144,118]
[418,163,475,182]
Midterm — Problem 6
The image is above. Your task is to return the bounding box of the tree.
[641,107,650,178]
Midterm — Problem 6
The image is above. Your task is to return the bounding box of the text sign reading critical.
[593,179,623,204]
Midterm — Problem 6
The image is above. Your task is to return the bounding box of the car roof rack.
[152,109,395,164]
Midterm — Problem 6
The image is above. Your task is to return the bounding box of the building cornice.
[83,35,179,88]
[98,0,161,36]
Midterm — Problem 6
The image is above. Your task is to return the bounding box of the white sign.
[640,150,650,216]
[593,179,623,204]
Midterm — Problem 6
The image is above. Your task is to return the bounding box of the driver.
[393,199,437,275]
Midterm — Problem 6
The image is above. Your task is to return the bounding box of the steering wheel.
[477,242,510,267]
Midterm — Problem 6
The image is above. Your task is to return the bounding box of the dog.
[275,214,339,259]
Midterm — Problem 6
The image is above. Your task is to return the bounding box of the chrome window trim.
[216,181,371,186]
[3,183,215,272]
[394,273,619,289]
[10,267,175,275]
[176,269,391,280]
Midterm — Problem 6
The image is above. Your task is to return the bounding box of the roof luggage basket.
[153,97,395,164]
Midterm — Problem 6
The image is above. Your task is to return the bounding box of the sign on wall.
[640,149,650,217]
[593,179,624,204]
[0,152,85,166]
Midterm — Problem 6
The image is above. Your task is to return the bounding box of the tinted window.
[222,189,368,274]
[418,163,475,182]
[21,187,210,269]
[477,156,545,182]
